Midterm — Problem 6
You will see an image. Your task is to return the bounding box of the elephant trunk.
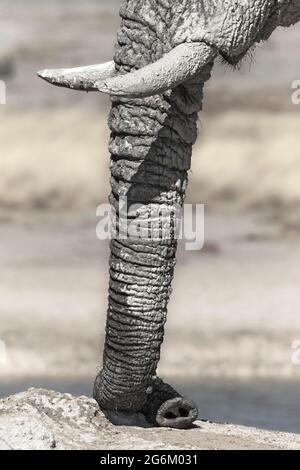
[93,88,198,426]
[37,0,216,429]
[92,12,214,426]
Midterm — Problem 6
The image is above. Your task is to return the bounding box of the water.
[182,380,300,434]
[1,378,299,434]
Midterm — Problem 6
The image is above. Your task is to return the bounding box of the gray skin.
[38,0,300,429]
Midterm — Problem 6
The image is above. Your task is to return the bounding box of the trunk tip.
[156,397,198,429]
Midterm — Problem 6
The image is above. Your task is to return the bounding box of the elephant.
[38,0,300,429]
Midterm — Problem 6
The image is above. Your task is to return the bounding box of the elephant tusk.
[95,42,217,98]
[37,61,116,91]
[37,43,216,97]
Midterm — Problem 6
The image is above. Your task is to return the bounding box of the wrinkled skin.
[38,1,300,428]
[172,0,300,63]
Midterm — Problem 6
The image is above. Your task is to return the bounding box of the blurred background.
[1,0,300,433]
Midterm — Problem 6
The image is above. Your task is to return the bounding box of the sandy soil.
[1,211,300,382]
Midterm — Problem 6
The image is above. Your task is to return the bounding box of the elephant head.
[38,0,300,429]
[38,1,300,95]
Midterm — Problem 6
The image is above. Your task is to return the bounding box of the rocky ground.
[1,388,299,450]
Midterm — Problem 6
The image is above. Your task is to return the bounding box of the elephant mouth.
[156,397,198,429]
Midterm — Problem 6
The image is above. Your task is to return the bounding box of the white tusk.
[37,61,116,91]
[95,42,217,98]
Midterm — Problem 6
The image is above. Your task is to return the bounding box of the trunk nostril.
[156,396,198,429]
[178,407,190,418]
[164,411,177,420]
[164,407,190,420]
[142,378,198,428]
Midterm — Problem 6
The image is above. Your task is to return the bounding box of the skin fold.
[38,0,300,428]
